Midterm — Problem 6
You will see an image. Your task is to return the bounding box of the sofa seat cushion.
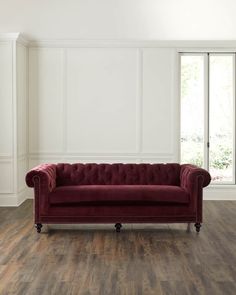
[49,185,189,205]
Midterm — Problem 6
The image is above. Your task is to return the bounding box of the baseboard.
[203,186,236,200]
[0,187,29,206]
[27,188,34,199]
[0,194,18,206]
[17,187,28,206]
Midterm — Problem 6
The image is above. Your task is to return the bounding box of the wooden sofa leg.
[194,223,201,233]
[187,223,191,231]
[115,223,122,232]
[35,223,42,233]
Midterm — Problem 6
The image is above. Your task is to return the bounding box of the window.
[180,53,235,184]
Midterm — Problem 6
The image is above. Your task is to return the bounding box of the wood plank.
[0,200,235,294]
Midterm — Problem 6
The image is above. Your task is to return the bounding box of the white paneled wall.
[16,42,28,203]
[0,34,28,206]
[0,42,13,158]
[142,49,175,154]
[2,35,233,204]
[29,48,64,154]
[28,44,178,169]
[0,40,14,204]
[66,48,138,153]
[0,41,13,200]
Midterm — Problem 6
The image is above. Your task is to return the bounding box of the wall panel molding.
[142,48,176,155]
[4,34,236,205]
[0,154,13,159]
[0,34,29,206]
[65,47,139,154]
[62,48,67,153]
[0,33,29,46]
[29,39,236,49]
[28,152,174,157]
[136,48,143,153]
[0,42,13,157]
[0,161,14,194]
[29,47,64,154]
[28,43,178,164]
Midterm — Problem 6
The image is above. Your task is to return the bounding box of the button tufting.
[55,163,181,186]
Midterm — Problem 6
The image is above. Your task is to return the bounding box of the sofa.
[25,163,211,233]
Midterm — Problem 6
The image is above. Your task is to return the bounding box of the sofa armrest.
[180,164,211,193]
[25,164,57,194]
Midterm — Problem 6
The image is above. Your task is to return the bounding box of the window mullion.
[234,53,236,184]
[204,53,210,171]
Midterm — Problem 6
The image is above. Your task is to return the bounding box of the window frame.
[179,51,236,185]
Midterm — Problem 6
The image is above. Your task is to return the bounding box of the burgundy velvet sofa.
[25,163,211,233]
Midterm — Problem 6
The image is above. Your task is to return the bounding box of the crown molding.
[0,32,20,41]
[17,34,29,47]
[1,35,236,49]
[0,32,29,46]
[28,39,236,49]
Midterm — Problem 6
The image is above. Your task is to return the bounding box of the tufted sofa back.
[56,163,181,186]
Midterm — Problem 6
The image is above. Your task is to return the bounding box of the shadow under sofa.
[25,163,211,233]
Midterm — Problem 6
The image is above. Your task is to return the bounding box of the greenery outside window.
[180,53,235,184]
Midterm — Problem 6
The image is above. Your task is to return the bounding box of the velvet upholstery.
[26,163,57,193]
[25,163,211,229]
[55,163,181,186]
[49,185,190,205]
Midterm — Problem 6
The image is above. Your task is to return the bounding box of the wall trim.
[0,188,29,206]
[3,35,236,50]
[62,48,67,153]
[17,187,28,206]
[0,157,13,162]
[136,48,143,153]
[0,33,20,41]
[28,153,175,162]
[0,33,29,46]
[204,186,236,200]
[2,34,236,206]
[29,39,236,49]
[0,194,18,206]
[28,152,174,157]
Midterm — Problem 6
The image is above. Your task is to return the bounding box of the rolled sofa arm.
[25,164,57,193]
[180,164,211,192]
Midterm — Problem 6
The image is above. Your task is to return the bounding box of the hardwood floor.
[0,200,236,295]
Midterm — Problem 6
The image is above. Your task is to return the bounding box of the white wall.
[16,43,28,204]
[28,45,178,169]
[0,41,13,200]
[0,0,235,40]
[27,40,236,201]
[0,35,28,206]
[1,34,236,204]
